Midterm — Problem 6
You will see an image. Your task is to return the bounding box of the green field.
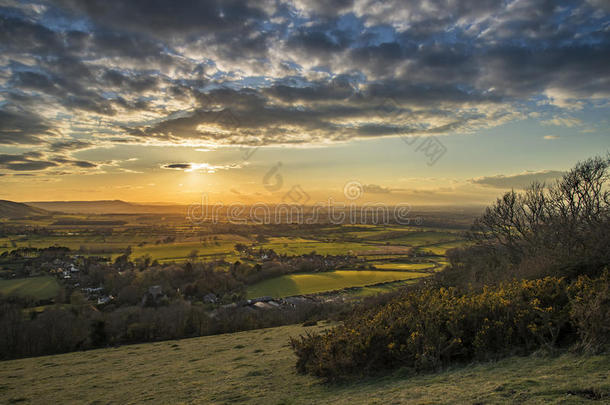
[130,240,239,262]
[246,270,429,299]
[371,262,437,271]
[421,240,470,255]
[260,237,373,256]
[0,276,60,300]
[0,322,607,404]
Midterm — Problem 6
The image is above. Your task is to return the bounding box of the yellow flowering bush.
[568,270,610,353]
[290,276,602,380]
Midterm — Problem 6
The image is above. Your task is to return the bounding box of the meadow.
[0,322,607,404]
[0,276,60,300]
[245,270,429,299]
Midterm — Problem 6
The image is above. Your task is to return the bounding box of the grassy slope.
[0,323,607,405]
[0,200,48,218]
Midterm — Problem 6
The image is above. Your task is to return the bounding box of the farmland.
[0,209,470,298]
[245,270,429,299]
[0,322,607,405]
[0,206,476,361]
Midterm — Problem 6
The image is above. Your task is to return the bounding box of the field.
[0,322,607,405]
[371,262,437,270]
[0,215,469,299]
[0,276,60,300]
[246,270,429,299]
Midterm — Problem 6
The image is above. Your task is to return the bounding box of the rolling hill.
[25,200,186,214]
[0,322,607,404]
[0,200,49,218]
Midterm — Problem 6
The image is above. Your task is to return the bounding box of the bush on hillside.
[291,276,591,380]
[569,270,610,353]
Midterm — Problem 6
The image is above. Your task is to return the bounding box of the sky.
[0,0,609,206]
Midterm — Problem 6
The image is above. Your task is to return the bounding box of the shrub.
[291,277,578,380]
[569,270,610,353]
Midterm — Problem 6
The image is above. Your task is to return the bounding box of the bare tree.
[470,155,609,275]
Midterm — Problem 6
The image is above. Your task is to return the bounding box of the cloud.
[0,152,58,171]
[541,116,582,127]
[543,135,559,140]
[0,151,102,174]
[0,109,58,145]
[162,163,192,170]
[470,170,566,189]
[161,162,243,173]
[48,140,94,152]
[0,0,608,155]
[363,184,392,194]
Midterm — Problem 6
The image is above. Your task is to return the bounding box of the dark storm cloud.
[477,43,610,98]
[0,152,58,171]
[48,140,94,152]
[101,70,160,92]
[162,163,192,170]
[287,26,353,53]
[0,109,56,145]
[0,15,62,55]
[0,0,608,150]
[52,157,99,169]
[0,152,99,172]
[51,0,271,36]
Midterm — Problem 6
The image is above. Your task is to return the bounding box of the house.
[148,285,163,298]
[142,285,167,305]
[247,296,274,304]
[203,293,218,304]
[253,301,275,310]
[97,295,113,305]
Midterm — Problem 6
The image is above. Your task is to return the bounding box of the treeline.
[0,247,359,359]
[446,155,609,286]
[0,294,345,360]
[292,156,610,380]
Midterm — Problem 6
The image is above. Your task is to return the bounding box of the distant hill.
[26,200,186,214]
[0,200,50,218]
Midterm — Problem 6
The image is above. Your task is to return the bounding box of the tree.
[188,249,199,262]
[470,155,609,277]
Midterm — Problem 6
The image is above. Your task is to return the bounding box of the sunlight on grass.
[246,270,429,298]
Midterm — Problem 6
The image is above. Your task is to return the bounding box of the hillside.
[0,322,607,404]
[0,200,49,219]
[25,200,185,214]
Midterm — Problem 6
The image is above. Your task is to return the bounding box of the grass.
[261,237,373,256]
[346,279,422,297]
[421,240,470,255]
[0,276,60,300]
[130,240,237,262]
[371,262,437,271]
[0,323,607,404]
[246,270,430,299]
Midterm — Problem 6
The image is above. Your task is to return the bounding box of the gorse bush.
[291,273,608,380]
[569,270,610,353]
